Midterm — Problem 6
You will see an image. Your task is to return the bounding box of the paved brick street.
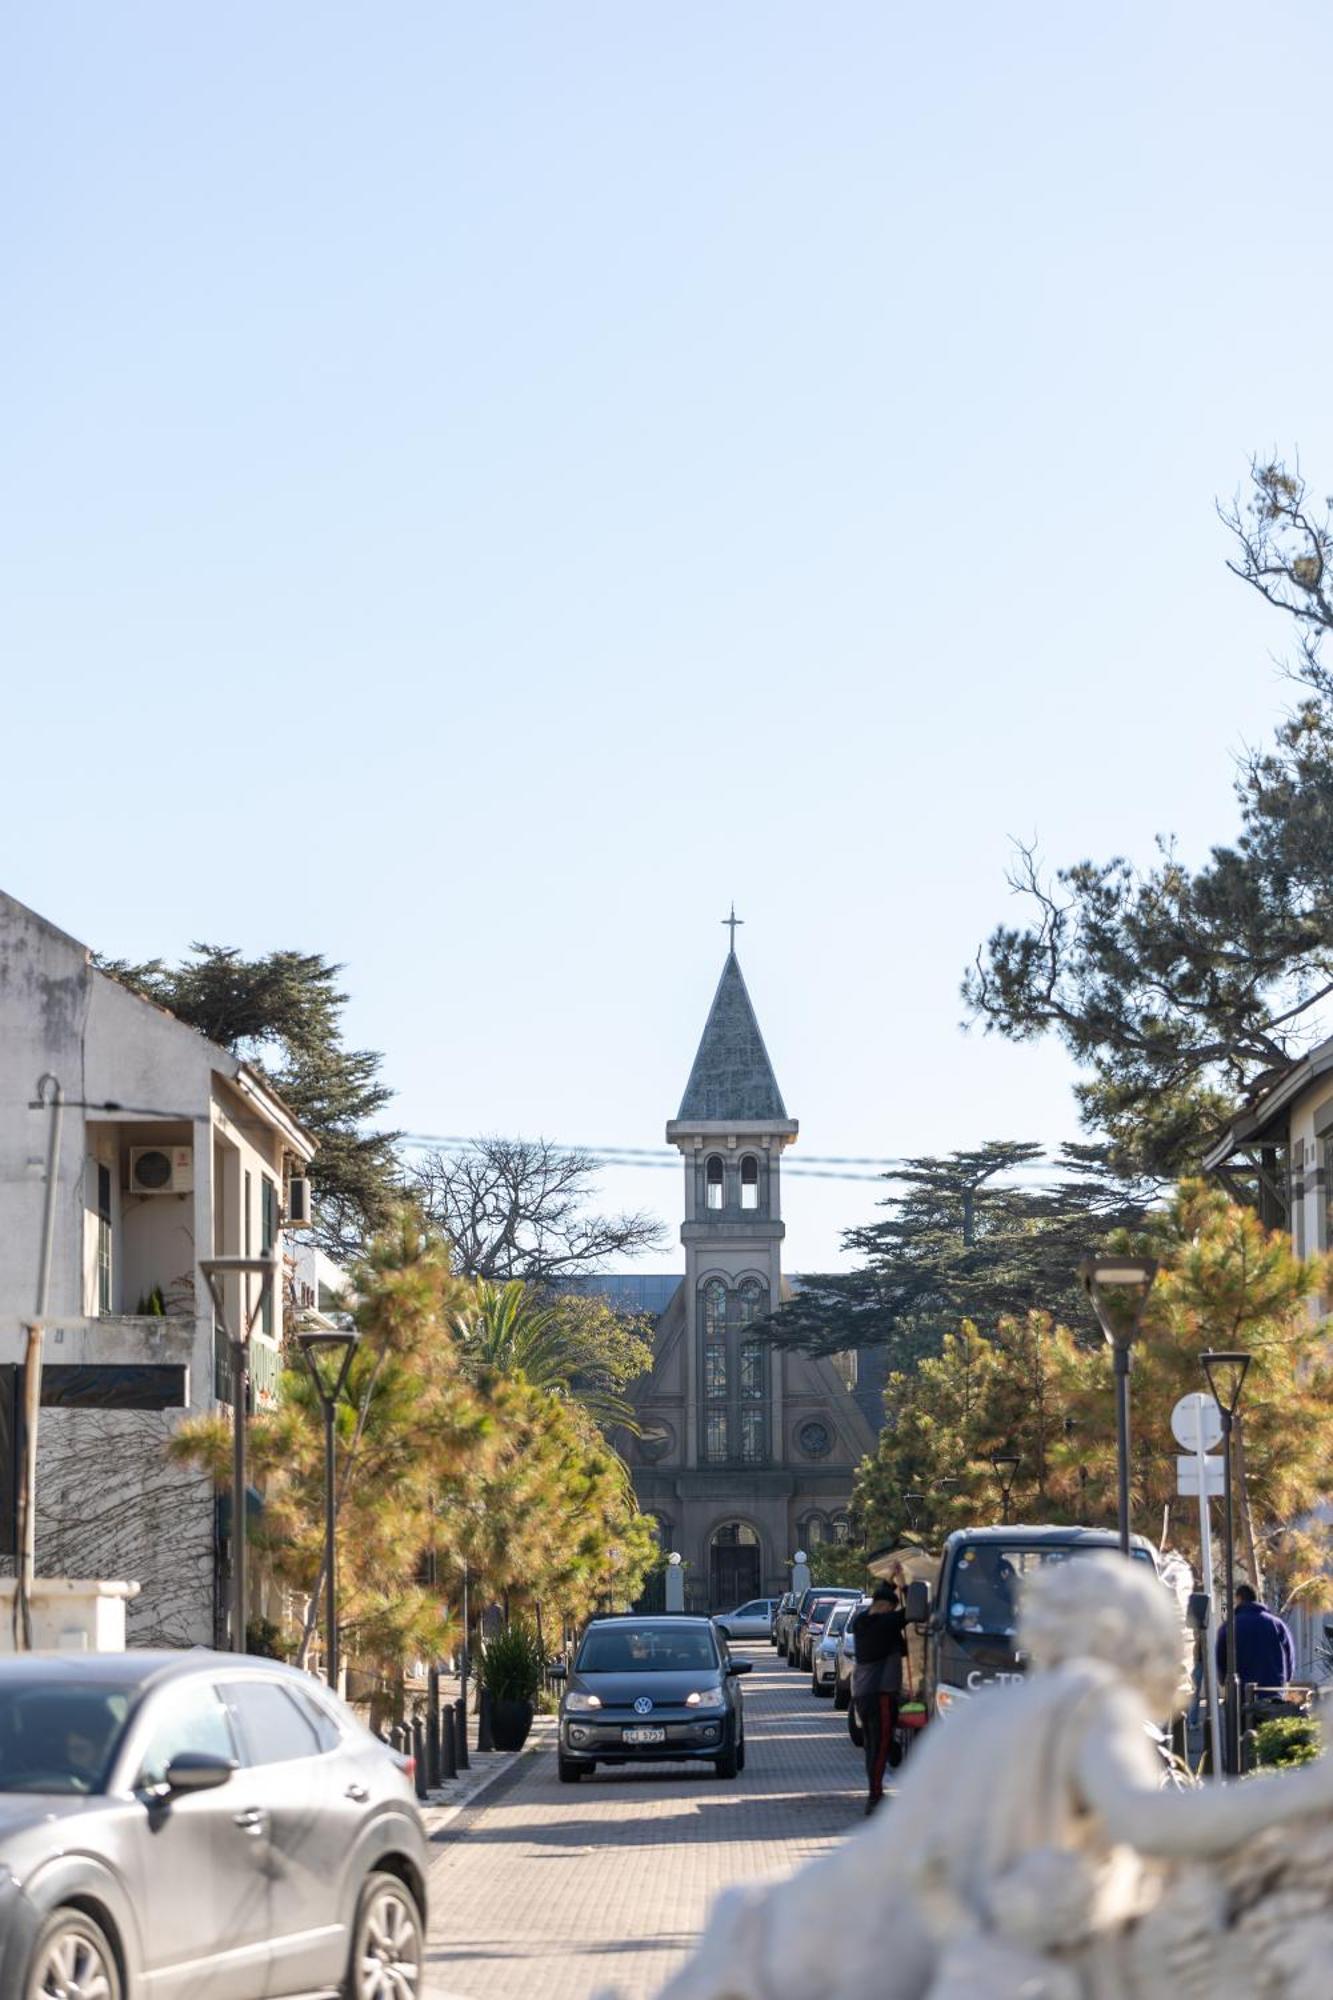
[424,1645,864,2000]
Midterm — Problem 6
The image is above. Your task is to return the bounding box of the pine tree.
[96,944,399,1260]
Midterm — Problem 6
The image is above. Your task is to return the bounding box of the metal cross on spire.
[722,903,744,953]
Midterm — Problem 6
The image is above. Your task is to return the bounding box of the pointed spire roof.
[677,952,788,1122]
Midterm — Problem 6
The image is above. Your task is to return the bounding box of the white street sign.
[1171,1391,1222,1454]
[1177,1454,1225,1498]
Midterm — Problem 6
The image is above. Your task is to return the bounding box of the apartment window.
[260,1177,278,1337]
[96,1163,112,1314]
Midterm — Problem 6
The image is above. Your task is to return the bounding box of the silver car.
[811,1599,854,1695]
[0,1650,429,1999]
[712,1598,778,1643]
[834,1594,872,1710]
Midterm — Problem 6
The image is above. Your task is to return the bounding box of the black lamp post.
[1201,1349,1251,1776]
[199,1256,279,1654]
[296,1327,361,1691]
[991,1453,1020,1525]
[1079,1255,1158,1556]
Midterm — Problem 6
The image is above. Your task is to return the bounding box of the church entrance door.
[709,1522,761,1610]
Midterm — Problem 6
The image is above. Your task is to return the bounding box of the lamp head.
[296,1325,360,1402]
[991,1452,1020,1489]
[198,1256,279,1343]
[1201,1349,1251,1417]
[1079,1254,1158,1350]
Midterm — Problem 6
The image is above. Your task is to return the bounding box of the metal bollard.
[427,1667,442,1788]
[476,1684,495,1753]
[442,1700,458,1781]
[411,1716,428,1800]
[454,1695,470,1771]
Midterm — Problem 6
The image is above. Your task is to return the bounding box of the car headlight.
[565,1692,602,1712]
[685,1691,704,1707]
[936,1685,967,1717]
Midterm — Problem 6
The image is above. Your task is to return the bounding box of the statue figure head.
[1019,1555,1185,1716]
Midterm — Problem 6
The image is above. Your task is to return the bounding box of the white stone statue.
[647,1559,1333,2000]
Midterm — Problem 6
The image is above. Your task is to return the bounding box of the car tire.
[834,1683,850,1711]
[736,1731,746,1772]
[557,1755,585,1782]
[25,1908,122,2000]
[346,1869,424,2000]
[714,1734,741,1779]
[812,1673,832,1697]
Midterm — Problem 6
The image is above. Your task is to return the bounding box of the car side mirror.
[904,1580,930,1625]
[547,1661,567,1679]
[725,1661,753,1675]
[159,1752,235,1797]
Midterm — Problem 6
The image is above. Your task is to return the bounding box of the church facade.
[622,944,876,1611]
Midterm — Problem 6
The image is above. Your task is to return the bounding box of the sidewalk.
[421,1713,555,1836]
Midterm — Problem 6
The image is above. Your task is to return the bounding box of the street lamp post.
[1202,1350,1252,1777]
[199,1256,278,1654]
[296,1327,361,1691]
[1079,1255,1159,1556]
[991,1453,1020,1526]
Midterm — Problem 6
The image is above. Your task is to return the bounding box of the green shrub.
[1253,1715,1323,1771]
[480,1624,545,1704]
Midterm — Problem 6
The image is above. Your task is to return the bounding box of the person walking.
[849,1581,908,1815]
[1216,1582,1296,1692]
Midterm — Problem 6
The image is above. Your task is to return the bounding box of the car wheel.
[736,1731,746,1772]
[714,1735,740,1779]
[557,1754,585,1782]
[25,1907,122,2000]
[834,1682,850,1711]
[347,1869,424,2000]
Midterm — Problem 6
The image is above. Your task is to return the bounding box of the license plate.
[623,1726,666,1745]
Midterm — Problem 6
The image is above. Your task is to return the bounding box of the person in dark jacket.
[1216,1583,1296,1690]
[849,1581,908,1815]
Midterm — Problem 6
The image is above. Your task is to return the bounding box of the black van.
[898,1524,1160,1720]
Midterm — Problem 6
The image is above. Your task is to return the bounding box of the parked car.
[552,1615,751,1782]
[811,1599,854,1696]
[794,1588,861,1671]
[712,1598,779,1643]
[833,1595,872,1709]
[0,1649,428,2000]
[773,1593,798,1657]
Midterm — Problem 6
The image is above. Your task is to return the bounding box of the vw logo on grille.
[634,1696,653,1715]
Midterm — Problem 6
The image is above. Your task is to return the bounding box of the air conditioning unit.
[286,1176,313,1228]
[129,1145,194,1195]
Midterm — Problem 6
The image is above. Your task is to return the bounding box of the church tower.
[625,918,877,1610]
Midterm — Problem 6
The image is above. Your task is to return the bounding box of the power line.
[395,1133,898,1187]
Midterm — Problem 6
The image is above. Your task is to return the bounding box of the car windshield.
[577,1625,719,1673]
[947,1542,1156,1637]
[825,1604,852,1637]
[0,1682,133,1794]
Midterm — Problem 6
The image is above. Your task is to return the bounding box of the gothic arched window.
[740,1155,760,1211]
[699,1279,769,1467]
[705,1156,725,1211]
[799,1511,830,1547]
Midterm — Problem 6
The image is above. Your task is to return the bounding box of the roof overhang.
[1201,1033,1333,1171]
[229,1063,317,1162]
[666,1119,799,1149]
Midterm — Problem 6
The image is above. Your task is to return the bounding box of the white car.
[811,1599,855,1695]
[713,1598,779,1642]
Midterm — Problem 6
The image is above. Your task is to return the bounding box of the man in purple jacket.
[1217,1583,1296,1689]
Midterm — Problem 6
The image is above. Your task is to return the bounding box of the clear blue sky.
[6,5,1332,1269]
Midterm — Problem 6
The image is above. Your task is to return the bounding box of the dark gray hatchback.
[552,1615,751,1782]
[0,1650,429,1999]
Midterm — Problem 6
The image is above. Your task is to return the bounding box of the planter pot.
[489,1697,535,1752]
